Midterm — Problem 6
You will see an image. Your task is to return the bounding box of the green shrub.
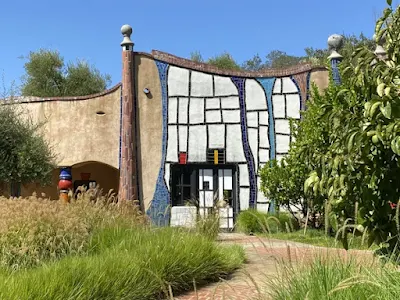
[0,226,245,300]
[237,209,298,234]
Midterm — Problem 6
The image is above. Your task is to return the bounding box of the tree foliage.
[21,49,111,97]
[191,35,374,71]
[190,51,241,70]
[0,104,55,186]
[261,2,400,254]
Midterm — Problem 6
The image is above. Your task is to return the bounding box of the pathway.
[174,233,374,300]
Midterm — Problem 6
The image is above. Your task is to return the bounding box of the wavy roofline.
[135,50,327,78]
[2,83,122,104]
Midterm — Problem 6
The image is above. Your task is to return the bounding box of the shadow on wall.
[15,161,119,199]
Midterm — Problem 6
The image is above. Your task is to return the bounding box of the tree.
[242,54,264,71]
[21,49,111,97]
[0,104,55,189]
[265,50,305,68]
[190,34,374,72]
[190,51,241,71]
[288,3,400,254]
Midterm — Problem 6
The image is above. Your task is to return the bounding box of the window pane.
[182,187,192,203]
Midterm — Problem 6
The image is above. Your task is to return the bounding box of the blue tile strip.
[257,78,276,214]
[331,58,342,85]
[231,77,257,208]
[306,72,311,101]
[146,60,170,226]
[256,78,276,161]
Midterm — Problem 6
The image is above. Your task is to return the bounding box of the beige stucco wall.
[135,55,162,210]
[15,88,121,169]
[310,69,329,92]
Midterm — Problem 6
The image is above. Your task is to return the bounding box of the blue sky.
[0,0,396,91]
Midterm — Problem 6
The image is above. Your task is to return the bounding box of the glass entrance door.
[170,164,237,230]
[218,169,234,230]
[198,169,214,218]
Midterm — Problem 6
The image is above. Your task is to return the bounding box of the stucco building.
[3,25,332,227]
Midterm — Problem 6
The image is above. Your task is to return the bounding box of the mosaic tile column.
[330,58,342,85]
[118,25,138,201]
[147,61,170,226]
[327,34,344,86]
[231,77,257,208]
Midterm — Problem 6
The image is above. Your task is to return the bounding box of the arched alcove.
[18,161,119,200]
[70,161,119,196]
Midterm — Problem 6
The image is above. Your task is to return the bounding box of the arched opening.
[70,161,119,196]
[17,161,119,200]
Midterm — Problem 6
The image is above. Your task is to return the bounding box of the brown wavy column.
[293,72,310,111]
[118,25,137,201]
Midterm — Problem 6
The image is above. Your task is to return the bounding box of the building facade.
[3,25,330,227]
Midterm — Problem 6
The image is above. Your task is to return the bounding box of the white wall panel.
[191,71,213,97]
[178,97,189,124]
[245,79,267,110]
[208,124,225,148]
[166,125,178,162]
[188,126,207,161]
[214,76,238,96]
[168,66,189,96]
[189,98,204,124]
[226,124,246,162]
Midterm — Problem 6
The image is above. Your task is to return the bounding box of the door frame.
[169,163,239,224]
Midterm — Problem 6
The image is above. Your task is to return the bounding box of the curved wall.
[12,85,122,169]
[143,51,329,221]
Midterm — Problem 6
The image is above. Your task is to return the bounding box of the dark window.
[170,165,196,206]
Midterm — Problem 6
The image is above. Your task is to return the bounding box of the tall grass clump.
[0,226,245,300]
[237,209,298,234]
[194,212,221,240]
[0,192,144,270]
[268,256,400,300]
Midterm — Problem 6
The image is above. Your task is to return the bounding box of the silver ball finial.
[121,24,134,48]
[327,34,344,60]
[121,24,132,36]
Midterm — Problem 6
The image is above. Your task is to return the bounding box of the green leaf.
[387,0,392,6]
[347,131,357,152]
[380,102,392,119]
[391,136,400,155]
[370,101,382,117]
[377,83,386,97]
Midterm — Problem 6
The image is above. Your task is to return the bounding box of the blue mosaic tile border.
[146,60,170,226]
[306,71,311,102]
[331,58,342,85]
[256,78,276,161]
[231,77,257,208]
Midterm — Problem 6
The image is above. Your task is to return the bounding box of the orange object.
[59,192,70,204]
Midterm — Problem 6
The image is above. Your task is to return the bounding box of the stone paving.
[173,233,374,300]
